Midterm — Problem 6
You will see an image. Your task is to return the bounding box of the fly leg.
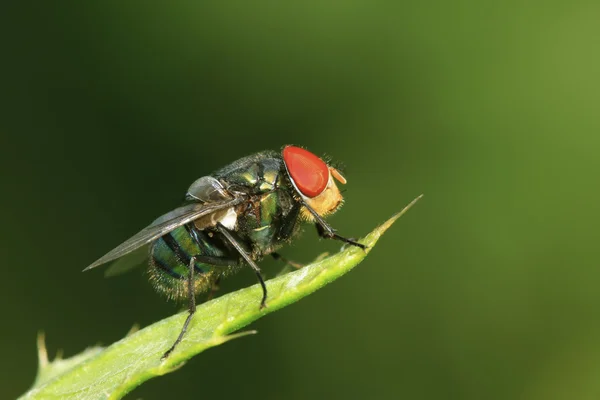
[271,252,303,269]
[272,252,304,277]
[186,256,237,301]
[206,274,222,301]
[302,202,367,250]
[162,256,197,360]
[217,223,268,309]
[184,225,228,302]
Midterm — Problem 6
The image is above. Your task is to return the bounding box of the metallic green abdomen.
[148,225,235,301]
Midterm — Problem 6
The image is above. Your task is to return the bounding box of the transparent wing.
[83,197,244,271]
[103,245,149,277]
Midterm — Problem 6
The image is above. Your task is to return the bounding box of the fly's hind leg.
[162,256,197,360]
[162,256,237,360]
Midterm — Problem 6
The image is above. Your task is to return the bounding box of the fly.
[84,145,365,359]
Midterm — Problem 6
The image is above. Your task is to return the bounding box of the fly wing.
[83,197,244,271]
[103,245,149,277]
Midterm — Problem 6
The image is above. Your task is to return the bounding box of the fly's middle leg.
[271,252,303,269]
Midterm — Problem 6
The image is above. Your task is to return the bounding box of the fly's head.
[282,145,347,221]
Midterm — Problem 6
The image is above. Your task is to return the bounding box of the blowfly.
[85,145,365,358]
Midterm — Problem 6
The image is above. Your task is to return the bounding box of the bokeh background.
[2,2,600,399]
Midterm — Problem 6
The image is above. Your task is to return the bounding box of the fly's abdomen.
[148,225,231,301]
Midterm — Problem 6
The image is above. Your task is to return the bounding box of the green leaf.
[20,195,422,400]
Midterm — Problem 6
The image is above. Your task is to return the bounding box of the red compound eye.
[282,146,329,198]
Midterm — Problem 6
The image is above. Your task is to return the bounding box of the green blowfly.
[85,145,365,359]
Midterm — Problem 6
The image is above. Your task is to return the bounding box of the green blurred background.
[2,2,600,399]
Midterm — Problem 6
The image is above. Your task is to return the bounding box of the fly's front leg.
[302,202,367,250]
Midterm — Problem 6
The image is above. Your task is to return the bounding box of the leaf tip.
[377,194,424,234]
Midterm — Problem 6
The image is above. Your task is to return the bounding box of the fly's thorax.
[211,150,280,180]
[234,186,302,256]
[214,153,286,196]
[212,152,303,256]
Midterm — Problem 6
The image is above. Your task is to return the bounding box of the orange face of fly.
[281,145,347,220]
